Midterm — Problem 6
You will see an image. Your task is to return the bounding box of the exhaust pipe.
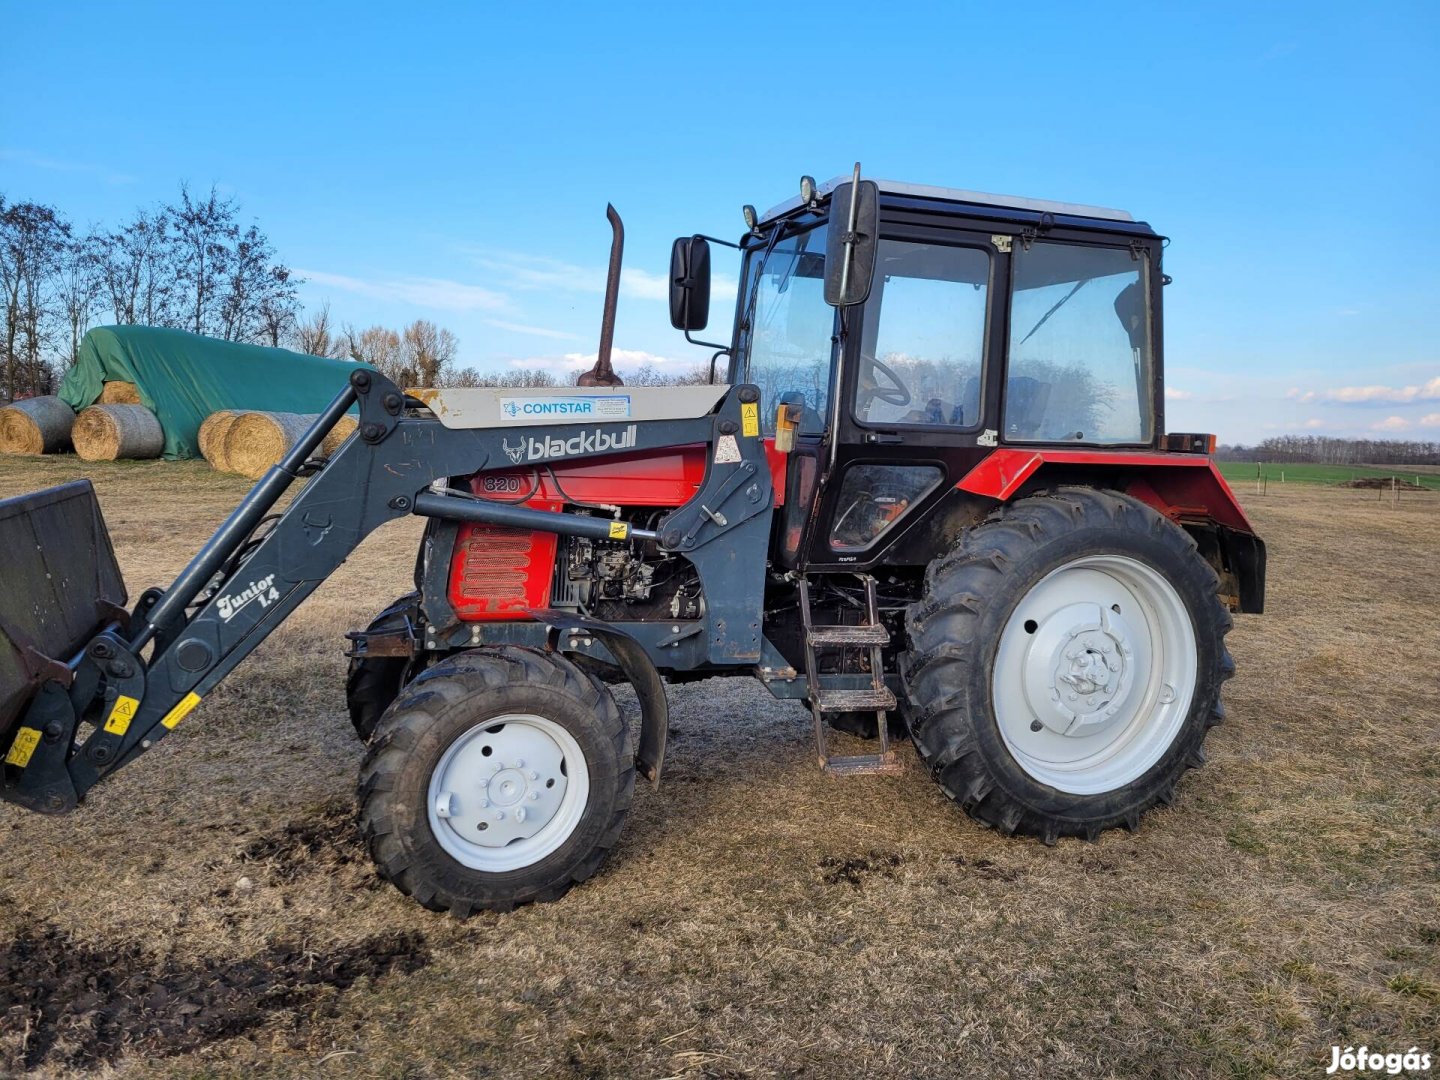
[578,204,625,387]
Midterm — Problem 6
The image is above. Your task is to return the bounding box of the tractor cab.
[670,174,1172,573]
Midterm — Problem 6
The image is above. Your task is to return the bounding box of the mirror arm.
[706,348,731,385]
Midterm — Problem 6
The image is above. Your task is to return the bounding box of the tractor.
[0,168,1265,915]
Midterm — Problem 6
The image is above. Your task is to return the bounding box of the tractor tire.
[346,593,420,742]
[357,645,633,915]
[902,487,1233,844]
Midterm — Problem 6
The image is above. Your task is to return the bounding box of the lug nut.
[516,807,527,823]
[528,791,539,801]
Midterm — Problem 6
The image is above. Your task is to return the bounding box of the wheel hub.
[1023,601,1138,736]
[430,719,572,852]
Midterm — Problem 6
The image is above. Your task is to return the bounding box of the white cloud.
[1419,413,1440,428]
[298,269,507,312]
[0,147,136,185]
[1314,376,1440,405]
[469,250,684,302]
[1303,418,1325,428]
[483,318,580,341]
[1164,387,1192,401]
[506,348,693,380]
[1372,416,1411,432]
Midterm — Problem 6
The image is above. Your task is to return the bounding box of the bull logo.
[502,437,527,464]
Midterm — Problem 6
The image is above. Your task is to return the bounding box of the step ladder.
[798,573,904,776]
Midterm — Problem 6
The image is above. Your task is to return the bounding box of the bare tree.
[219,222,299,344]
[55,232,104,366]
[342,324,405,381]
[401,319,458,388]
[292,301,344,357]
[97,208,175,327]
[168,185,236,337]
[0,198,70,400]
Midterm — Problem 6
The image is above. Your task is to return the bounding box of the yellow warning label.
[741,402,760,438]
[161,692,202,730]
[104,695,140,736]
[4,727,42,768]
[608,521,629,540]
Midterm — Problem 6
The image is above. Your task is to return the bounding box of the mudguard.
[533,609,669,787]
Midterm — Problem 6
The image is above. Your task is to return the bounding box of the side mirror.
[824,179,879,307]
[669,236,711,331]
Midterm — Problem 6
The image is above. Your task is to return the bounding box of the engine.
[559,531,704,623]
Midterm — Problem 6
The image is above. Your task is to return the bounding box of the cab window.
[739,224,833,434]
[1005,242,1152,444]
[853,240,989,429]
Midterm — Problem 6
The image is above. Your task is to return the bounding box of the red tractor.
[0,169,1264,916]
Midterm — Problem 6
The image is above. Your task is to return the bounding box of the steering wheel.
[859,354,911,408]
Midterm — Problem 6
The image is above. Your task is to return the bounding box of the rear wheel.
[358,646,633,915]
[902,487,1232,842]
[345,592,420,742]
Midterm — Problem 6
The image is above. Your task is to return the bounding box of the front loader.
[1,168,1266,914]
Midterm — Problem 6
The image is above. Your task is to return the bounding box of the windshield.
[735,223,833,434]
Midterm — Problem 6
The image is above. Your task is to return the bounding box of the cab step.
[815,687,897,712]
[799,573,904,777]
[807,624,889,646]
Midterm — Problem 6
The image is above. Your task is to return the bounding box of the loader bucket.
[0,480,127,741]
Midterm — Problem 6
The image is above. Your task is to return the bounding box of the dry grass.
[0,456,1436,1078]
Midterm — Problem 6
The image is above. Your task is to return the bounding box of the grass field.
[1216,460,1440,490]
[1,455,1437,1078]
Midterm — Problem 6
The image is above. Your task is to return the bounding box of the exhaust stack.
[578,204,625,387]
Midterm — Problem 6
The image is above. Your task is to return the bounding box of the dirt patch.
[818,849,904,887]
[0,922,428,1072]
[951,854,1025,882]
[234,796,362,884]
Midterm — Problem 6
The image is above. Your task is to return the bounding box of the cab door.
[807,226,1009,570]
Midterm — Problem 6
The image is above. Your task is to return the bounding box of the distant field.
[1217,460,1440,490]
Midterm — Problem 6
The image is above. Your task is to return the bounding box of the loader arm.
[1,369,774,814]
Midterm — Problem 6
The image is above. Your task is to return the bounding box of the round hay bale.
[98,381,142,405]
[224,411,314,479]
[321,414,359,456]
[72,404,164,462]
[198,410,243,470]
[0,396,74,455]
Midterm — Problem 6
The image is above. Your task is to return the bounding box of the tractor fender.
[531,609,669,788]
[955,448,1265,612]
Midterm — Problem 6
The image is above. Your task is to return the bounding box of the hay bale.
[197,410,243,470]
[72,404,164,461]
[98,381,142,405]
[0,396,74,455]
[223,411,314,479]
[321,414,359,456]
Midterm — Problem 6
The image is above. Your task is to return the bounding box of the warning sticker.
[608,520,629,540]
[104,695,140,736]
[713,434,742,463]
[740,402,760,438]
[4,727,42,768]
[161,692,202,730]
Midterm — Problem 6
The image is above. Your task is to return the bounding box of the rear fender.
[956,448,1265,613]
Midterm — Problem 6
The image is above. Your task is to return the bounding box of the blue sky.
[3,1,1436,443]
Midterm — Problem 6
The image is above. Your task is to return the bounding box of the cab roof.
[761,176,1145,231]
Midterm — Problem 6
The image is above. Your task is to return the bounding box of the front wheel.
[902,487,1233,843]
[358,646,633,915]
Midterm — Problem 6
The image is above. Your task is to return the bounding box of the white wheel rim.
[427,713,590,872]
[992,554,1197,795]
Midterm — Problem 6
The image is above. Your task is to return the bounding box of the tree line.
[1218,435,1440,466]
[1,187,301,400]
[2,186,709,401]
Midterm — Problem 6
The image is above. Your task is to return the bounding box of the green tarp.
[58,326,368,460]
